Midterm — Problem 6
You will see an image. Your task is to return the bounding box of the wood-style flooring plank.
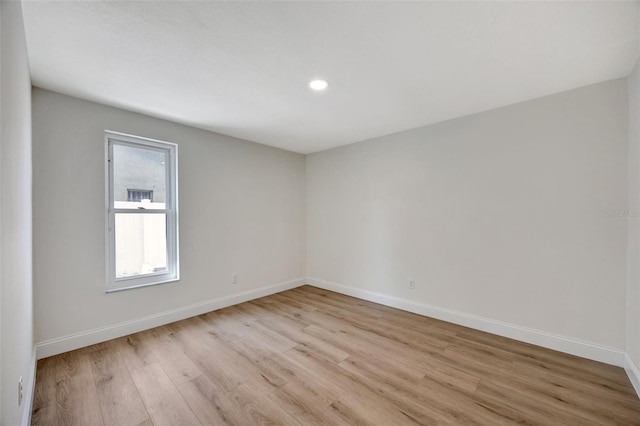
[31,356,59,425]
[172,321,260,393]
[228,380,301,425]
[112,333,157,372]
[178,374,252,425]
[138,326,202,387]
[266,381,350,426]
[90,344,150,426]
[32,350,105,426]
[130,363,201,426]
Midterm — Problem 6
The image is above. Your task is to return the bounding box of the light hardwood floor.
[32,285,640,425]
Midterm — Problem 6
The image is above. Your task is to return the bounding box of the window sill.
[106,276,180,293]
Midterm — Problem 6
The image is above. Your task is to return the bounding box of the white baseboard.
[21,349,36,426]
[306,277,625,367]
[625,353,640,398]
[35,277,306,359]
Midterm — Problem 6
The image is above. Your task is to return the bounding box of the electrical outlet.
[408,280,415,289]
[232,273,238,284]
[18,376,23,406]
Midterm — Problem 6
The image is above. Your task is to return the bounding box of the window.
[106,131,179,292]
[127,189,153,202]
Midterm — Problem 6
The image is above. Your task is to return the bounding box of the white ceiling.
[22,1,640,154]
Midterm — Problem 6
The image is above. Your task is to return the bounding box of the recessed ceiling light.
[309,79,329,91]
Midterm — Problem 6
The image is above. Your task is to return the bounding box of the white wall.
[0,2,34,425]
[32,89,306,349]
[628,59,640,371]
[307,79,628,352]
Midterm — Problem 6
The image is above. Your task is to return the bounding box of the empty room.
[3,0,640,424]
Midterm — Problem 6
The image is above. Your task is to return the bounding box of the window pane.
[113,144,167,210]
[127,190,153,202]
[115,213,167,279]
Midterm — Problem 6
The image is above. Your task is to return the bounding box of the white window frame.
[105,131,179,292]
